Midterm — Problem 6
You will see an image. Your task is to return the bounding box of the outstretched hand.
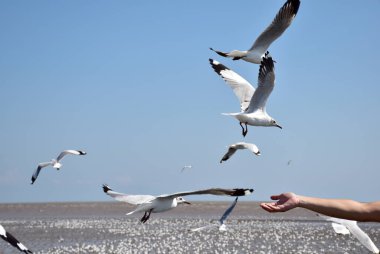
[260,192,300,212]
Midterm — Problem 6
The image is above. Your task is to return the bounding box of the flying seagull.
[0,224,33,253]
[181,165,193,173]
[210,0,300,64]
[220,142,260,163]
[190,197,239,232]
[210,54,281,137]
[318,214,380,254]
[102,184,253,223]
[31,150,86,184]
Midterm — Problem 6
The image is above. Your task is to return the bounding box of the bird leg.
[140,209,153,223]
[240,122,248,137]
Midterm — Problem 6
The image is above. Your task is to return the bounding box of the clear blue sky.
[1,1,379,203]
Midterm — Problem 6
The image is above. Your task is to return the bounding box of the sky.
[1,0,379,203]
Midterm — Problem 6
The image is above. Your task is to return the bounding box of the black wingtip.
[259,54,275,79]
[289,0,301,16]
[209,59,229,75]
[102,184,111,193]
[78,150,87,155]
[232,188,254,196]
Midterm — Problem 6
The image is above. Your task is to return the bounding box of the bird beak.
[184,201,191,205]
[276,124,282,129]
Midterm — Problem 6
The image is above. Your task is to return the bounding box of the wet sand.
[0,202,379,253]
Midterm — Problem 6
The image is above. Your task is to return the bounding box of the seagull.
[318,214,380,254]
[220,142,260,163]
[102,184,253,223]
[181,165,193,173]
[210,0,300,64]
[31,150,86,184]
[210,53,281,137]
[190,197,238,232]
[0,224,33,253]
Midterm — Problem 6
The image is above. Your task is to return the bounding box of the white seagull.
[210,0,300,64]
[210,54,281,137]
[31,150,86,184]
[102,184,253,223]
[181,165,193,173]
[0,224,33,253]
[318,214,380,254]
[220,142,260,163]
[190,197,239,232]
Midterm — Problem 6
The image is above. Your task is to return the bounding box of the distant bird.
[318,214,379,254]
[102,184,253,223]
[210,54,281,137]
[31,150,86,184]
[220,142,260,163]
[0,224,33,253]
[210,0,300,64]
[287,160,292,166]
[181,165,193,173]
[190,197,239,232]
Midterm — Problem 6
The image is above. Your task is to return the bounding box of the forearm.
[297,195,380,222]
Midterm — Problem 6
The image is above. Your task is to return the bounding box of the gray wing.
[220,146,238,163]
[56,150,86,162]
[102,184,155,205]
[249,0,300,54]
[0,225,33,253]
[219,197,238,224]
[246,54,275,113]
[31,162,52,184]
[158,188,253,199]
[209,59,255,112]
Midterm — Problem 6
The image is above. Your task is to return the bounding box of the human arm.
[260,192,380,222]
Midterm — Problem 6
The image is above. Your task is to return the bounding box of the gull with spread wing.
[31,150,86,184]
[220,142,260,163]
[103,184,253,223]
[210,0,300,64]
[210,53,281,137]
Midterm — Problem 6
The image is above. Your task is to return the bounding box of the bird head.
[271,119,282,129]
[176,197,191,205]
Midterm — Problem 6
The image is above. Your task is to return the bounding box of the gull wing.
[249,0,300,55]
[219,197,238,224]
[209,59,255,112]
[31,161,53,184]
[239,142,261,155]
[220,146,238,163]
[331,222,350,235]
[56,150,86,162]
[246,54,275,113]
[158,188,253,199]
[319,214,380,253]
[102,184,155,205]
[0,225,33,253]
[345,221,380,254]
